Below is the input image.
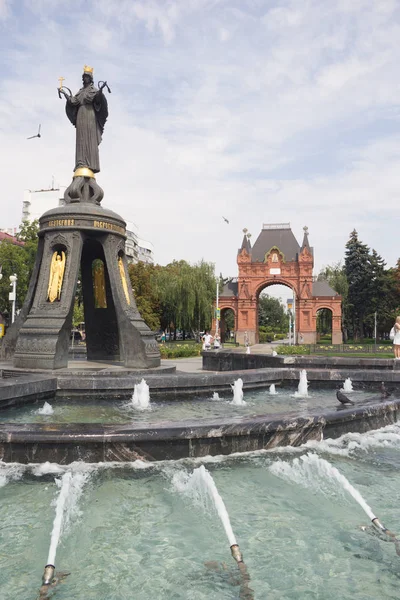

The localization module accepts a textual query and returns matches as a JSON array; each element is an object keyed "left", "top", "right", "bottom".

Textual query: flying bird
[
  {"left": 27, "top": 124, "right": 41, "bottom": 139},
  {"left": 222, "top": 216, "right": 229, "bottom": 224},
  {"left": 336, "top": 390, "right": 354, "bottom": 405}
]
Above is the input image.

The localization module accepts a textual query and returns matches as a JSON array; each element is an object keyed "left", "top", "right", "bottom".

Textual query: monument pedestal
[{"left": 7, "top": 203, "right": 160, "bottom": 370}]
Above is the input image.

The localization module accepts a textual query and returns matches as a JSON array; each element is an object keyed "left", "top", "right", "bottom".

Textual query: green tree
[
  {"left": 128, "top": 262, "right": 161, "bottom": 331},
  {"left": 0, "top": 220, "right": 40, "bottom": 318},
  {"left": 318, "top": 261, "right": 349, "bottom": 341},
  {"left": 16, "top": 220, "right": 39, "bottom": 283},
  {"left": 193, "top": 260, "right": 216, "bottom": 333},
  {"left": 154, "top": 260, "right": 215, "bottom": 336},
  {"left": 363, "top": 250, "right": 392, "bottom": 338},
  {"left": 258, "top": 294, "right": 289, "bottom": 333},
  {"left": 0, "top": 241, "right": 30, "bottom": 315},
  {"left": 316, "top": 309, "right": 332, "bottom": 336},
  {"left": 223, "top": 309, "right": 235, "bottom": 330},
  {"left": 345, "top": 230, "right": 371, "bottom": 340},
  {"left": 72, "top": 298, "right": 84, "bottom": 327}
]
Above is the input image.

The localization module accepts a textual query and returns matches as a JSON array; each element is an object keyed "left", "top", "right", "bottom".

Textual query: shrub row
[
  {"left": 159, "top": 343, "right": 202, "bottom": 358},
  {"left": 259, "top": 332, "right": 287, "bottom": 343}
]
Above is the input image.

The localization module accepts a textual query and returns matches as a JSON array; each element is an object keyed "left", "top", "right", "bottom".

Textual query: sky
[{"left": 1, "top": 0, "right": 400, "bottom": 299}]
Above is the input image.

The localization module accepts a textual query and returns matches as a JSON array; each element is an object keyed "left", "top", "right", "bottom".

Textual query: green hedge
[
  {"left": 276, "top": 345, "right": 309, "bottom": 355},
  {"left": 159, "top": 343, "right": 202, "bottom": 358},
  {"left": 259, "top": 332, "right": 287, "bottom": 343}
]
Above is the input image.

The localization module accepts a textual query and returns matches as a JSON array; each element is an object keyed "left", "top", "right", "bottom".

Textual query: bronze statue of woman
[{"left": 59, "top": 65, "right": 108, "bottom": 175}]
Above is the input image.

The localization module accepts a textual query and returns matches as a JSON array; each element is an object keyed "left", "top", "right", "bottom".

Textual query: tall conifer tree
[{"left": 344, "top": 230, "right": 371, "bottom": 339}]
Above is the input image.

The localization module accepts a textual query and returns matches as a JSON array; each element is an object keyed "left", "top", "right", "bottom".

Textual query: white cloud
[
  {"left": 0, "top": 0, "right": 10, "bottom": 19},
  {"left": 1, "top": 0, "right": 400, "bottom": 280}
]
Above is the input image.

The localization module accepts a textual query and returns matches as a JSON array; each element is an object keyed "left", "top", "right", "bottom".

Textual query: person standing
[
  {"left": 161, "top": 331, "right": 166, "bottom": 344},
  {"left": 202, "top": 331, "right": 213, "bottom": 350},
  {"left": 393, "top": 316, "right": 400, "bottom": 359},
  {"left": 244, "top": 330, "right": 250, "bottom": 354}
]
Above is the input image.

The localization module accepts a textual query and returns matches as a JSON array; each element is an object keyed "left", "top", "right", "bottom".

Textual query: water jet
[
  {"left": 294, "top": 369, "right": 308, "bottom": 398},
  {"left": 231, "top": 378, "right": 246, "bottom": 405}
]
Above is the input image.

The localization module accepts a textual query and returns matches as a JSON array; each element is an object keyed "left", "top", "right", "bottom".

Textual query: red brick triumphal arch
[{"left": 214, "top": 224, "right": 342, "bottom": 346}]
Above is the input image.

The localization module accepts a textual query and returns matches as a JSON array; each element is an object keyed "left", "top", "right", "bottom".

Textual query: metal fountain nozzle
[
  {"left": 42, "top": 564, "right": 55, "bottom": 586},
  {"left": 230, "top": 544, "right": 243, "bottom": 564},
  {"left": 372, "top": 517, "right": 387, "bottom": 532},
  {"left": 372, "top": 517, "right": 399, "bottom": 541}
]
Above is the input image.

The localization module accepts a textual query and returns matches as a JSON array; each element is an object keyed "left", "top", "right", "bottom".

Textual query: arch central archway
[
  {"left": 316, "top": 307, "right": 333, "bottom": 343},
  {"left": 213, "top": 224, "right": 343, "bottom": 345},
  {"left": 257, "top": 283, "right": 292, "bottom": 344}
]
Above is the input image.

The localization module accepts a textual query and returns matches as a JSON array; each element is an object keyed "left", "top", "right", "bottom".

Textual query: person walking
[{"left": 392, "top": 316, "right": 400, "bottom": 359}]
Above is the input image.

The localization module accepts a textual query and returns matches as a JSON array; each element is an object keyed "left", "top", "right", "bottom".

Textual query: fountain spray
[
  {"left": 174, "top": 466, "right": 253, "bottom": 597},
  {"left": 270, "top": 453, "right": 400, "bottom": 558},
  {"left": 38, "top": 469, "right": 88, "bottom": 596}
]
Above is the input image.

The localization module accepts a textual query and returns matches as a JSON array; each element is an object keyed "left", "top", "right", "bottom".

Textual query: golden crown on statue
[{"left": 83, "top": 64, "right": 94, "bottom": 74}]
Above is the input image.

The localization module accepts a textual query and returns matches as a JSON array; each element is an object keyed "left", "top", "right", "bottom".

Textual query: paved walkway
[
  {"left": 1, "top": 345, "right": 274, "bottom": 375},
  {"left": 163, "top": 356, "right": 204, "bottom": 373}
]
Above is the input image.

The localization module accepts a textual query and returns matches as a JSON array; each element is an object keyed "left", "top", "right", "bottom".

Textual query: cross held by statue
[{"left": 58, "top": 76, "right": 65, "bottom": 89}]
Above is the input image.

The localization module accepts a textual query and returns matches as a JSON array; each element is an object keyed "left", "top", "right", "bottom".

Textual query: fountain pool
[
  {"left": 2, "top": 422, "right": 400, "bottom": 599},
  {"left": 0, "top": 388, "right": 378, "bottom": 424}
]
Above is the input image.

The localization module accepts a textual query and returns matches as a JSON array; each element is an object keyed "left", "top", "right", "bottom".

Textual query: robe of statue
[
  {"left": 65, "top": 84, "right": 108, "bottom": 173},
  {"left": 47, "top": 252, "right": 66, "bottom": 302},
  {"left": 93, "top": 260, "right": 107, "bottom": 309}
]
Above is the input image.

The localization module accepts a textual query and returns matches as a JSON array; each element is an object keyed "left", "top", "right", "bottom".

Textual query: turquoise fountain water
[
  {"left": 2, "top": 423, "right": 400, "bottom": 598},
  {"left": 0, "top": 388, "right": 380, "bottom": 424},
  {"left": 173, "top": 465, "right": 237, "bottom": 546},
  {"left": 270, "top": 453, "right": 376, "bottom": 520}
]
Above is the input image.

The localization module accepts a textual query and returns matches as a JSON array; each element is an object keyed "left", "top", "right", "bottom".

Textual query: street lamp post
[
  {"left": 9, "top": 274, "right": 17, "bottom": 324},
  {"left": 287, "top": 298, "right": 293, "bottom": 346},
  {"left": 215, "top": 278, "right": 219, "bottom": 338}
]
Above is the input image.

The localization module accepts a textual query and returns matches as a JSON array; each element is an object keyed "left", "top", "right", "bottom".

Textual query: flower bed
[
  {"left": 276, "top": 345, "right": 309, "bottom": 355},
  {"left": 311, "top": 344, "right": 390, "bottom": 354}
]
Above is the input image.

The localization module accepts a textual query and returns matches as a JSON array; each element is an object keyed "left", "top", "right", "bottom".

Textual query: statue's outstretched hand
[{"left": 58, "top": 88, "right": 71, "bottom": 100}]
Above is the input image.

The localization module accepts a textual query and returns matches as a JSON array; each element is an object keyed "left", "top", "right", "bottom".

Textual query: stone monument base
[{"left": 3, "top": 203, "right": 160, "bottom": 370}]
